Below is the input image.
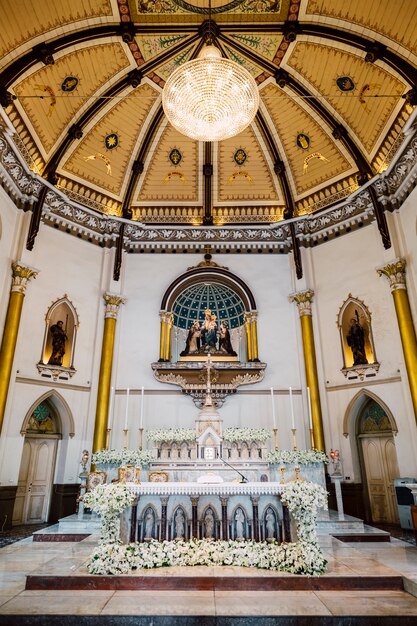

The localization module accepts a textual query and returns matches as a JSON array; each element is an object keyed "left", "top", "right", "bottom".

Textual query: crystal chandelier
[{"left": 162, "top": 44, "right": 260, "bottom": 142}]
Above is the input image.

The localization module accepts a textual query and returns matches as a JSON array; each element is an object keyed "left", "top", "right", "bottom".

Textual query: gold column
[
  {"left": 244, "top": 313, "right": 252, "bottom": 361},
  {"left": 0, "top": 262, "right": 38, "bottom": 434},
  {"left": 289, "top": 289, "right": 325, "bottom": 451},
  {"left": 92, "top": 293, "right": 126, "bottom": 453},
  {"left": 377, "top": 259, "right": 417, "bottom": 422},
  {"left": 164, "top": 313, "right": 173, "bottom": 362},
  {"left": 250, "top": 311, "right": 259, "bottom": 361},
  {"left": 159, "top": 311, "right": 167, "bottom": 361}
]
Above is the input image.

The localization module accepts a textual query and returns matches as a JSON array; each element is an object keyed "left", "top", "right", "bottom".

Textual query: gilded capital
[
  {"left": 377, "top": 258, "right": 407, "bottom": 291},
  {"left": 103, "top": 293, "right": 127, "bottom": 319},
  {"left": 289, "top": 289, "right": 314, "bottom": 316},
  {"left": 11, "top": 261, "right": 38, "bottom": 294}
]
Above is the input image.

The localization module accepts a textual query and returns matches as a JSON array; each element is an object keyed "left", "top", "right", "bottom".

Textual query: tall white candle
[
  {"left": 270, "top": 387, "right": 276, "bottom": 428},
  {"left": 124, "top": 388, "right": 129, "bottom": 429},
  {"left": 108, "top": 386, "right": 114, "bottom": 429},
  {"left": 307, "top": 387, "right": 313, "bottom": 429},
  {"left": 289, "top": 386, "right": 295, "bottom": 429},
  {"left": 140, "top": 386, "right": 144, "bottom": 429}
]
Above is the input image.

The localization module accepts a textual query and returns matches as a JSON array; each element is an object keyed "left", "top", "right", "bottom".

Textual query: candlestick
[
  {"left": 119, "top": 466, "right": 126, "bottom": 484},
  {"left": 279, "top": 465, "right": 286, "bottom": 484},
  {"left": 289, "top": 387, "right": 295, "bottom": 429},
  {"left": 140, "top": 386, "right": 144, "bottom": 429},
  {"left": 105, "top": 428, "right": 111, "bottom": 450},
  {"left": 123, "top": 428, "right": 128, "bottom": 449},
  {"left": 270, "top": 387, "right": 276, "bottom": 428},
  {"left": 306, "top": 386, "right": 313, "bottom": 430},
  {"left": 108, "top": 386, "right": 114, "bottom": 429},
  {"left": 138, "top": 427, "right": 144, "bottom": 451},
  {"left": 291, "top": 427, "right": 297, "bottom": 451},
  {"left": 124, "top": 388, "right": 129, "bottom": 430},
  {"left": 310, "top": 428, "right": 315, "bottom": 450},
  {"left": 294, "top": 465, "right": 301, "bottom": 481},
  {"left": 272, "top": 427, "right": 278, "bottom": 450}
]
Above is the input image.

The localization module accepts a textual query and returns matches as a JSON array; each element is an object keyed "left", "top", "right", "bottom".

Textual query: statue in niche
[
  {"left": 346, "top": 310, "right": 368, "bottom": 365},
  {"left": 204, "top": 508, "right": 214, "bottom": 539},
  {"left": 48, "top": 320, "right": 67, "bottom": 366},
  {"left": 265, "top": 508, "right": 276, "bottom": 540},
  {"left": 218, "top": 321, "right": 237, "bottom": 356},
  {"left": 174, "top": 509, "right": 185, "bottom": 540},
  {"left": 200, "top": 309, "right": 218, "bottom": 351},
  {"left": 180, "top": 320, "right": 201, "bottom": 356},
  {"left": 235, "top": 508, "right": 245, "bottom": 541},
  {"left": 144, "top": 509, "right": 154, "bottom": 540}
]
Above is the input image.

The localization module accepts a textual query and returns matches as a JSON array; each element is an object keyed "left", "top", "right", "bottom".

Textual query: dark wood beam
[
  {"left": 26, "top": 185, "right": 48, "bottom": 251},
  {"left": 368, "top": 185, "right": 391, "bottom": 250},
  {"left": 203, "top": 143, "right": 213, "bottom": 226},
  {"left": 113, "top": 223, "right": 125, "bottom": 282}
]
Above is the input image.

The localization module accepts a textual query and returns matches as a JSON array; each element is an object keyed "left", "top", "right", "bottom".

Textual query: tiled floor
[{"left": 0, "top": 531, "right": 417, "bottom": 617}]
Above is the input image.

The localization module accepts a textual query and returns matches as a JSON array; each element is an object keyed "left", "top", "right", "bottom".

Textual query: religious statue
[
  {"left": 204, "top": 508, "right": 214, "bottom": 539},
  {"left": 218, "top": 321, "right": 237, "bottom": 356},
  {"left": 200, "top": 309, "right": 218, "bottom": 351},
  {"left": 48, "top": 320, "right": 67, "bottom": 366},
  {"left": 174, "top": 509, "right": 185, "bottom": 540},
  {"left": 180, "top": 320, "right": 201, "bottom": 356},
  {"left": 144, "top": 509, "right": 154, "bottom": 540},
  {"left": 80, "top": 450, "right": 89, "bottom": 473},
  {"left": 235, "top": 508, "right": 245, "bottom": 540},
  {"left": 346, "top": 311, "right": 368, "bottom": 365},
  {"left": 265, "top": 508, "right": 275, "bottom": 540}
]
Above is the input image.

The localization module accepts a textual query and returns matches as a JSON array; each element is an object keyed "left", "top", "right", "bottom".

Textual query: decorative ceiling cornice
[{"left": 0, "top": 112, "right": 417, "bottom": 253}]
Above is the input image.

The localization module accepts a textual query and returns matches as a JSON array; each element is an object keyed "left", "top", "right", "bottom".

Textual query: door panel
[{"left": 361, "top": 436, "right": 399, "bottom": 524}]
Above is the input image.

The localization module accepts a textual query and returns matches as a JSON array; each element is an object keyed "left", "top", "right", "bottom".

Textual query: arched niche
[
  {"left": 21, "top": 389, "right": 76, "bottom": 439},
  {"left": 337, "top": 295, "right": 379, "bottom": 379},
  {"left": 38, "top": 295, "right": 79, "bottom": 380},
  {"left": 159, "top": 264, "right": 258, "bottom": 362}
]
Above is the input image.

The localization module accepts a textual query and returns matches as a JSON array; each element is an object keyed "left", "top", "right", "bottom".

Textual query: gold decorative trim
[
  {"left": 289, "top": 289, "right": 314, "bottom": 316},
  {"left": 103, "top": 293, "right": 127, "bottom": 318},
  {"left": 11, "top": 261, "right": 39, "bottom": 294},
  {"left": 376, "top": 258, "right": 407, "bottom": 291}
]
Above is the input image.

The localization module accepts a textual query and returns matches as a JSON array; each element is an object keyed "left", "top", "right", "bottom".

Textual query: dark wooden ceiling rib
[{"left": 42, "top": 33, "right": 199, "bottom": 178}]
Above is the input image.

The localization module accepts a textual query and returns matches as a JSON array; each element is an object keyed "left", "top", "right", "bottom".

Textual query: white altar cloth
[{"left": 126, "top": 481, "right": 286, "bottom": 497}]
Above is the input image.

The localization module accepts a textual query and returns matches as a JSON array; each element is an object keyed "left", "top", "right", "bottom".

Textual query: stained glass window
[{"left": 172, "top": 283, "right": 245, "bottom": 329}]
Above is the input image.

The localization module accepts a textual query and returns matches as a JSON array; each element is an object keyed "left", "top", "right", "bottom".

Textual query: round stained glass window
[{"left": 172, "top": 283, "right": 245, "bottom": 330}]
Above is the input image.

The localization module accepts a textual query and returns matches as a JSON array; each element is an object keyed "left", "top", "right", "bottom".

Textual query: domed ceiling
[{"left": 0, "top": 0, "right": 416, "bottom": 229}]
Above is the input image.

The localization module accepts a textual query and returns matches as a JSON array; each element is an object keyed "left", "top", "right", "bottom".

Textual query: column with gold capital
[
  {"left": 93, "top": 293, "right": 126, "bottom": 453},
  {"left": 0, "top": 261, "right": 38, "bottom": 434},
  {"left": 377, "top": 259, "right": 417, "bottom": 422},
  {"left": 289, "top": 289, "right": 325, "bottom": 451}
]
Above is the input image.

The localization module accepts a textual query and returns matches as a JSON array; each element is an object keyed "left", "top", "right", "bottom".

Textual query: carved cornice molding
[
  {"left": 376, "top": 258, "right": 407, "bottom": 291},
  {"left": 1, "top": 118, "right": 417, "bottom": 251}
]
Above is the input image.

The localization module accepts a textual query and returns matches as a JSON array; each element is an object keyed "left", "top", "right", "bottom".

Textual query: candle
[
  {"left": 270, "top": 387, "right": 276, "bottom": 428},
  {"left": 289, "top": 386, "right": 295, "bottom": 429},
  {"left": 140, "top": 386, "right": 144, "bottom": 429},
  {"left": 307, "top": 387, "right": 313, "bottom": 429},
  {"left": 124, "top": 388, "right": 129, "bottom": 429},
  {"left": 108, "top": 386, "right": 114, "bottom": 429}
]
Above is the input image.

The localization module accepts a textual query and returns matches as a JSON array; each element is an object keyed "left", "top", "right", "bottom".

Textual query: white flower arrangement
[
  {"left": 223, "top": 427, "right": 271, "bottom": 443},
  {"left": 267, "top": 449, "right": 329, "bottom": 465},
  {"left": 147, "top": 428, "right": 196, "bottom": 444},
  {"left": 91, "top": 449, "right": 154, "bottom": 467},
  {"left": 82, "top": 483, "right": 135, "bottom": 545},
  {"left": 87, "top": 539, "right": 327, "bottom": 576},
  {"left": 282, "top": 480, "right": 328, "bottom": 544}
]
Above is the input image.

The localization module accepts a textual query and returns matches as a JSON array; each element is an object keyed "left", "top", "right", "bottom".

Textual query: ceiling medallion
[
  {"left": 296, "top": 133, "right": 310, "bottom": 150},
  {"left": 162, "top": 45, "right": 260, "bottom": 142},
  {"left": 105, "top": 133, "right": 119, "bottom": 150},
  {"left": 233, "top": 148, "right": 247, "bottom": 166},
  {"left": 336, "top": 76, "right": 355, "bottom": 92},
  {"left": 169, "top": 147, "right": 183, "bottom": 166},
  {"left": 61, "top": 76, "right": 79, "bottom": 92}
]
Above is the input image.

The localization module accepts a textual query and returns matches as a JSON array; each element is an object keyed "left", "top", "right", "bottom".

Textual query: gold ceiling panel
[
  {"left": 261, "top": 83, "right": 353, "bottom": 197},
  {"left": 13, "top": 43, "right": 131, "bottom": 156},
  {"left": 217, "top": 126, "right": 281, "bottom": 203},
  {"left": 61, "top": 85, "right": 159, "bottom": 197},
  {"left": 305, "top": 0, "right": 417, "bottom": 57},
  {"left": 135, "top": 124, "right": 199, "bottom": 203},
  {"left": 135, "top": 34, "right": 193, "bottom": 63},
  {"left": 0, "top": 0, "right": 113, "bottom": 60},
  {"left": 154, "top": 44, "right": 197, "bottom": 81},
  {"left": 287, "top": 42, "right": 407, "bottom": 155},
  {"left": 228, "top": 33, "right": 284, "bottom": 62}
]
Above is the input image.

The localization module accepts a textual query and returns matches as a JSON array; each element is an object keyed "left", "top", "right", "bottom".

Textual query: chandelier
[{"left": 162, "top": 44, "right": 260, "bottom": 142}]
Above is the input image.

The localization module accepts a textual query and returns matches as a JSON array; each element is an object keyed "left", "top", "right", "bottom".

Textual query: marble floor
[{"left": 0, "top": 531, "right": 417, "bottom": 620}]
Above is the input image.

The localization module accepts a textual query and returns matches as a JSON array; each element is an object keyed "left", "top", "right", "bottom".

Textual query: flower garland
[
  {"left": 267, "top": 449, "right": 329, "bottom": 465},
  {"left": 84, "top": 479, "right": 328, "bottom": 575},
  {"left": 147, "top": 428, "right": 196, "bottom": 444},
  {"left": 83, "top": 484, "right": 135, "bottom": 544},
  {"left": 223, "top": 427, "right": 271, "bottom": 443},
  {"left": 91, "top": 449, "right": 154, "bottom": 467},
  {"left": 87, "top": 539, "right": 327, "bottom": 576}
]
